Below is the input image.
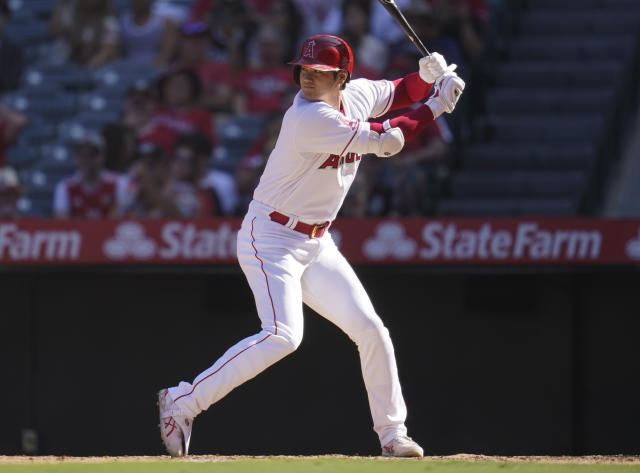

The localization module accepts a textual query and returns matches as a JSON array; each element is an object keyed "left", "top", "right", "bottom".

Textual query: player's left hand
[
  {"left": 437, "top": 67, "right": 465, "bottom": 107},
  {"left": 426, "top": 69, "right": 465, "bottom": 118},
  {"left": 419, "top": 52, "right": 454, "bottom": 84}
]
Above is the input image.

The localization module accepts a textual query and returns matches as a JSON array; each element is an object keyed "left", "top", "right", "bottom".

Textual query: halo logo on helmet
[
  {"left": 303, "top": 40, "right": 315, "bottom": 59},
  {"left": 289, "top": 35, "right": 354, "bottom": 86}
]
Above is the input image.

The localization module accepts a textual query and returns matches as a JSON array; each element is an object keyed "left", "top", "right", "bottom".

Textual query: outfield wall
[{"left": 1, "top": 268, "right": 638, "bottom": 456}]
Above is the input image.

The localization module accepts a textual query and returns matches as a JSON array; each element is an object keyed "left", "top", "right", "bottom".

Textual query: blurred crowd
[{"left": 0, "top": 0, "right": 494, "bottom": 220}]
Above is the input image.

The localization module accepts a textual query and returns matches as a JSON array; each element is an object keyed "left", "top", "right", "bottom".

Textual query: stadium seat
[
  {"left": 451, "top": 170, "right": 585, "bottom": 199},
  {"left": 3, "top": 93, "right": 77, "bottom": 122},
  {"left": 8, "top": 0, "right": 54, "bottom": 21},
  {"left": 3, "top": 19, "right": 48, "bottom": 46},
  {"left": 437, "top": 198, "right": 576, "bottom": 216},
  {"left": 509, "top": 36, "right": 636, "bottom": 62},
  {"left": 76, "top": 93, "right": 123, "bottom": 115},
  {"left": 474, "top": 115, "right": 604, "bottom": 144},
  {"left": 486, "top": 88, "right": 614, "bottom": 115},
  {"left": 39, "top": 143, "right": 75, "bottom": 170},
  {"left": 464, "top": 144, "right": 595, "bottom": 171},
  {"left": 17, "top": 195, "right": 53, "bottom": 217},
  {"left": 532, "top": 0, "right": 640, "bottom": 8},
  {"left": 521, "top": 10, "right": 640, "bottom": 35},
  {"left": 16, "top": 121, "right": 58, "bottom": 147},
  {"left": 496, "top": 61, "right": 624, "bottom": 88},
  {"left": 18, "top": 167, "right": 58, "bottom": 196},
  {"left": 5, "top": 145, "right": 41, "bottom": 170},
  {"left": 23, "top": 64, "right": 95, "bottom": 91}
]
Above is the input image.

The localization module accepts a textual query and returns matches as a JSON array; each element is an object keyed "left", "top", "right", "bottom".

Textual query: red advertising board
[{"left": 0, "top": 218, "right": 639, "bottom": 266}]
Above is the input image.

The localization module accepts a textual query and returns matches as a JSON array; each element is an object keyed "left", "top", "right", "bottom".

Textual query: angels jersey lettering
[{"left": 253, "top": 78, "right": 395, "bottom": 222}]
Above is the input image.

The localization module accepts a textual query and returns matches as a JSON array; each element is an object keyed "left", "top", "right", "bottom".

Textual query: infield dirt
[{"left": 1, "top": 454, "right": 640, "bottom": 464}]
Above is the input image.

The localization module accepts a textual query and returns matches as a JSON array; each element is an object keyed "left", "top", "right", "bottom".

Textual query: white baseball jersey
[{"left": 253, "top": 78, "right": 396, "bottom": 222}]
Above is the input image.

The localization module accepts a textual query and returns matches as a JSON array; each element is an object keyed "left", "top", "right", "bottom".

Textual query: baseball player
[{"left": 159, "top": 34, "right": 464, "bottom": 457}]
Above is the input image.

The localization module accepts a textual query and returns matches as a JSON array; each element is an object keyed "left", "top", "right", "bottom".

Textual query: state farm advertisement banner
[{"left": 0, "top": 218, "right": 640, "bottom": 266}]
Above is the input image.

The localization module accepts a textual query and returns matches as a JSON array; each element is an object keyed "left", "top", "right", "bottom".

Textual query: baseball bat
[
  {"left": 377, "top": 0, "right": 431, "bottom": 57},
  {"left": 378, "top": 0, "right": 461, "bottom": 97}
]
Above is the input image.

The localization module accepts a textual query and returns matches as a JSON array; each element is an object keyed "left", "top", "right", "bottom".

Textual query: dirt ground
[{"left": 1, "top": 454, "right": 639, "bottom": 464}]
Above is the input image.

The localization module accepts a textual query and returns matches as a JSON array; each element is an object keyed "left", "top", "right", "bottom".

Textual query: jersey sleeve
[
  {"left": 349, "top": 78, "right": 396, "bottom": 119},
  {"left": 293, "top": 104, "right": 372, "bottom": 157}
]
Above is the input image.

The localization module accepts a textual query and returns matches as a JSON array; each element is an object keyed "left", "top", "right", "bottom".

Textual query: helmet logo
[{"left": 303, "top": 40, "right": 316, "bottom": 59}]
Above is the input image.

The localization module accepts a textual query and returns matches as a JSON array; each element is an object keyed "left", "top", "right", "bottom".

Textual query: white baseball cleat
[
  {"left": 382, "top": 435, "right": 424, "bottom": 457},
  {"left": 158, "top": 389, "right": 193, "bottom": 457}
]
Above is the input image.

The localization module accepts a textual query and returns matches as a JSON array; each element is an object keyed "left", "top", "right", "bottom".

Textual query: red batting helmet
[{"left": 289, "top": 35, "right": 354, "bottom": 85}]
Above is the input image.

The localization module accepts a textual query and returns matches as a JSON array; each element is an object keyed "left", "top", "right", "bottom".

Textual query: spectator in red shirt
[
  {"left": 0, "top": 103, "right": 27, "bottom": 168},
  {"left": 175, "top": 20, "right": 237, "bottom": 113},
  {"left": 139, "top": 66, "right": 216, "bottom": 156},
  {"left": 53, "top": 132, "right": 125, "bottom": 219},
  {"left": 233, "top": 24, "right": 294, "bottom": 115}
]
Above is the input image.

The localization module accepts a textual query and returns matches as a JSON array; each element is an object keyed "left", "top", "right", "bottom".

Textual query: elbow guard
[{"left": 366, "top": 123, "right": 405, "bottom": 157}]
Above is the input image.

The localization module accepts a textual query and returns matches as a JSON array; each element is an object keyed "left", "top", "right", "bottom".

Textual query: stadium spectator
[
  {"left": 248, "top": 0, "right": 303, "bottom": 63},
  {"left": 174, "top": 20, "right": 236, "bottom": 113},
  {"left": 368, "top": 0, "right": 411, "bottom": 45},
  {"left": 119, "top": 0, "right": 179, "bottom": 68},
  {"left": 0, "top": 166, "right": 21, "bottom": 219},
  {"left": 139, "top": 66, "right": 216, "bottom": 156},
  {"left": 103, "top": 79, "right": 156, "bottom": 174},
  {"left": 0, "top": 0, "right": 24, "bottom": 92},
  {"left": 373, "top": 116, "right": 451, "bottom": 215},
  {"left": 234, "top": 113, "right": 281, "bottom": 213},
  {"left": 49, "top": 0, "right": 121, "bottom": 68},
  {"left": 392, "top": 1, "right": 465, "bottom": 72},
  {"left": 188, "top": 0, "right": 252, "bottom": 68},
  {"left": 164, "top": 137, "right": 205, "bottom": 218},
  {"left": 431, "top": 0, "right": 488, "bottom": 63},
  {"left": 53, "top": 131, "right": 125, "bottom": 219},
  {"left": 0, "top": 103, "right": 27, "bottom": 169},
  {"left": 115, "top": 141, "right": 175, "bottom": 218},
  {"left": 233, "top": 24, "right": 293, "bottom": 115},
  {"left": 172, "top": 133, "right": 239, "bottom": 216},
  {"left": 338, "top": 0, "right": 388, "bottom": 80},
  {"left": 291, "top": 0, "right": 342, "bottom": 38}
]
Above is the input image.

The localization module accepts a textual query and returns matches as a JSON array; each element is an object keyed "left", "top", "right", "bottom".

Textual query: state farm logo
[
  {"left": 103, "top": 222, "right": 156, "bottom": 260},
  {"left": 359, "top": 221, "right": 604, "bottom": 262},
  {"left": 102, "top": 221, "right": 237, "bottom": 261},
  {"left": 625, "top": 228, "right": 640, "bottom": 260},
  {"left": 420, "top": 222, "right": 601, "bottom": 260},
  {"left": 363, "top": 222, "right": 417, "bottom": 260},
  {"left": 0, "top": 223, "right": 81, "bottom": 261}
]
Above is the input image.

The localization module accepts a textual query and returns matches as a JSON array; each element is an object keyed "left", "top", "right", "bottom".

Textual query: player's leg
[
  {"left": 300, "top": 235, "right": 416, "bottom": 453},
  {"left": 166, "top": 214, "right": 307, "bottom": 420}
]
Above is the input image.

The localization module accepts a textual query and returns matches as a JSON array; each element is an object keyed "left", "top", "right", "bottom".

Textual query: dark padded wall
[{"left": 0, "top": 269, "right": 638, "bottom": 456}]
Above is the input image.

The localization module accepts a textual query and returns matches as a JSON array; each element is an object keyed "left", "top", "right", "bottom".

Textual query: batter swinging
[{"left": 159, "top": 34, "right": 464, "bottom": 457}]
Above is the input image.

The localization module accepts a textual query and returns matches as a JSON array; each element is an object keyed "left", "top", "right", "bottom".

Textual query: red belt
[{"left": 269, "top": 211, "right": 330, "bottom": 239}]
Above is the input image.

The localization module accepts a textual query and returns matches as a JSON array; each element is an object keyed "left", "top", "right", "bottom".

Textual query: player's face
[{"left": 299, "top": 67, "right": 345, "bottom": 102}]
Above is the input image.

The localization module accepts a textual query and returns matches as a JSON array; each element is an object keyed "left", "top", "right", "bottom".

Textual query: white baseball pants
[{"left": 168, "top": 200, "right": 408, "bottom": 447}]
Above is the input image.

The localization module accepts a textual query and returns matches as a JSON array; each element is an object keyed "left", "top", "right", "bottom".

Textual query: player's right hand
[{"left": 419, "top": 52, "right": 454, "bottom": 84}]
